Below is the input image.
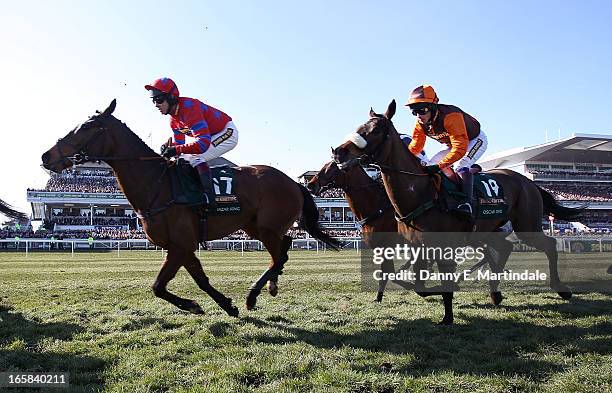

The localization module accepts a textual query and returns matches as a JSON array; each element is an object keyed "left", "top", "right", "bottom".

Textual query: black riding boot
[
  {"left": 456, "top": 169, "right": 474, "bottom": 217},
  {"left": 199, "top": 171, "right": 217, "bottom": 210}
]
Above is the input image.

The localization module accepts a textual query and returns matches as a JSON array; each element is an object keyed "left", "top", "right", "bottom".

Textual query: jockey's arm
[
  {"left": 408, "top": 123, "right": 426, "bottom": 157},
  {"left": 172, "top": 129, "right": 186, "bottom": 146},
  {"left": 437, "top": 113, "right": 469, "bottom": 169},
  {"left": 174, "top": 113, "right": 212, "bottom": 155}
]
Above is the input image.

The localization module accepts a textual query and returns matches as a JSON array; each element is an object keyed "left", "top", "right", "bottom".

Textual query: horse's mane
[
  {"left": 107, "top": 114, "right": 157, "bottom": 156},
  {"left": 372, "top": 114, "right": 424, "bottom": 170}
]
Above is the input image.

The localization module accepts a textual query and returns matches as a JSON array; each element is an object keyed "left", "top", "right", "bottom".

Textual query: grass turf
[{"left": 0, "top": 250, "right": 610, "bottom": 392}]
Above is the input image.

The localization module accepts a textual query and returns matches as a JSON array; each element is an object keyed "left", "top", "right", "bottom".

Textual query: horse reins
[
  {"left": 49, "top": 115, "right": 164, "bottom": 168},
  {"left": 48, "top": 113, "right": 175, "bottom": 220}
]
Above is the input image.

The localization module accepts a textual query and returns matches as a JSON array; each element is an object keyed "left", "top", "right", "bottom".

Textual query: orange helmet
[{"left": 406, "top": 85, "right": 439, "bottom": 106}]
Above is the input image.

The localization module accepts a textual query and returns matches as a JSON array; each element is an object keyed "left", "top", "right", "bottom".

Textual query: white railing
[
  {"left": 1, "top": 236, "right": 610, "bottom": 256},
  {"left": 0, "top": 238, "right": 363, "bottom": 257}
]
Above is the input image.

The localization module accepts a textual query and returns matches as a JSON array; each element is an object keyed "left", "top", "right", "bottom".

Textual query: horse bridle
[
  {"left": 313, "top": 161, "right": 393, "bottom": 226},
  {"left": 47, "top": 114, "right": 162, "bottom": 169},
  {"left": 46, "top": 116, "right": 109, "bottom": 169},
  {"left": 339, "top": 117, "right": 429, "bottom": 177},
  {"left": 47, "top": 113, "right": 174, "bottom": 220}
]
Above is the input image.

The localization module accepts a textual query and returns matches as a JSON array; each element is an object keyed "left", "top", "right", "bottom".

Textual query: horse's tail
[
  {"left": 297, "top": 184, "right": 342, "bottom": 251},
  {"left": 0, "top": 198, "right": 27, "bottom": 221},
  {"left": 537, "top": 186, "right": 586, "bottom": 221}
]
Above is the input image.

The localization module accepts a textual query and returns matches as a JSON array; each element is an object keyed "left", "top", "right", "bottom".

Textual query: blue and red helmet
[{"left": 144, "top": 77, "right": 180, "bottom": 99}]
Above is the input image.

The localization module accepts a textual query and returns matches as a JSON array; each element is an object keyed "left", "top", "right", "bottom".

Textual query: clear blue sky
[{"left": 1, "top": 0, "right": 611, "bottom": 212}]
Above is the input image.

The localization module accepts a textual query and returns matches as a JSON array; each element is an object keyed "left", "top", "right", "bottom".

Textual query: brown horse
[
  {"left": 333, "top": 100, "right": 583, "bottom": 325},
  {"left": 41, "top": 99, "right": 340, "bottom": 317},
  {"left": 306, "top": 159, "right": 515, "bottom": 305},
  {"left": 0, "top": 198, "right": 27, "bottom": 221},
  {"left": 306, "top": 159, "right": 411, "bottom": 301}
]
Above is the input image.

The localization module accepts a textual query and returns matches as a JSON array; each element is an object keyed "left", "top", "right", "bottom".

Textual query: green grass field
[{"left": 1, "top": 250, "right": 611, "bottom": 392}]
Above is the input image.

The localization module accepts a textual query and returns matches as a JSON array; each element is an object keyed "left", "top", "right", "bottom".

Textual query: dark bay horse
[
  {"left": 41, "top": 99, "right": 340, "bottom": 317},
  {"left": 306, "top": 160, "right": 410, "bottom": 301},
  {"left": 306, "top": 159, "right": 514, "bottom": 305},
  {"left": 333, "top": 100, "right": 583, "bottom": 325},
  {"left": 0, "top": 198, "right": 27, "bottom": 221}
]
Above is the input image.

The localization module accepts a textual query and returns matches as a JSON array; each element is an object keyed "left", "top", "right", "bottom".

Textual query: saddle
[
  {"left": 169, "top": 159, "right": 242, "bottom": 244},
  {"left": 436, "top": 172, "right": 508, "bottom": 220}
]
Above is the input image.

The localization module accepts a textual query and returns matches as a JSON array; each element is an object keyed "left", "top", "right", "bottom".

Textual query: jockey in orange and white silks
[
  {"left": 145, "top": 77, "right": 238, "bottom": 208},
  {"left": 405, "top": 85, "right": 488, "bottom": 216}
]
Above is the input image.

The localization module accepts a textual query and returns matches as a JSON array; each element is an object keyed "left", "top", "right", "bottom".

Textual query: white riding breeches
[
  {"left": 429, "top": 130, "right": 488, "bottom": 170},
  {"left": 181, "top": 121, "right": 239, "bottom": 167}
]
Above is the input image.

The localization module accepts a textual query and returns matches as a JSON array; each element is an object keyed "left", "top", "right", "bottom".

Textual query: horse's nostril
[{"left": 41, "top": 151, "right": 50, "bottom": 164}]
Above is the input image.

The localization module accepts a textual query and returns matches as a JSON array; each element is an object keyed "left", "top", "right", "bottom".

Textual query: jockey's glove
[
  {"left": 161, "top": 146, "right": 179, "bottom": 159},
  {"left": 423, "top": 164, "right": 441, "bottom": 174},
  {"left": 160, "top": 137, "right": 173, "bottom": 154}
]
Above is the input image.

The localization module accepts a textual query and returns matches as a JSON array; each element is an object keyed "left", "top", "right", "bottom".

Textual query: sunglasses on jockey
[
  {"left": 411, "top": 107, "right": 431, "bottom": 116},
  {"left": 152, "top": 94, "right": 168, "bottom": 104}
]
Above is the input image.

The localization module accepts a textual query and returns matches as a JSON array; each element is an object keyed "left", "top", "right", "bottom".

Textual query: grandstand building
[{"left": 479, "top": 133, "right": 612, "bottom": 232}]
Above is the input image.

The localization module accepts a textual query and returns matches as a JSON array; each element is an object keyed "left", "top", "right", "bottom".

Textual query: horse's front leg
[
  {"left": 440, "top": 292, "right": 454, "bottom": 325},
  {"left": 151, "top": 251, "right": 203, "bottom": 314},
  {"left": 437, "top": 259, "right": 457, "bottom": 325},
  {"left": 183, "top": 253, "right": 239, "bottom": 317}
]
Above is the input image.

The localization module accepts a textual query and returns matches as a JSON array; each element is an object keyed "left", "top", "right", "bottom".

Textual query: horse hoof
[
  {"left": 188, "top": 301, "right": 204, "bottom": 315},
  {"left": 490, "top": 292, "right": 503, "bottom": 306},
  {"left": 558, "top": 291, "right": 572, "bottom": 300},
  {"left": 375, "top": 293, "right": 384, "bottom": 303},
  {"left": 267, "top": 282, "right": 278, "bottom": 297},
  {"left": 438, "top": 318, "right": 453, "bottom": 326},
  {"left": 226, "top": 305, "right": 240, "bottom": 318},
  {"left": 246, "top": 296, "right": 257, "bottom": 311}
]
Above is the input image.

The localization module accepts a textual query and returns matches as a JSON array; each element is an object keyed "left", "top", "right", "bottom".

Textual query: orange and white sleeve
[{"left": 408, "top": 123, "right": 426, "bottom": 157}]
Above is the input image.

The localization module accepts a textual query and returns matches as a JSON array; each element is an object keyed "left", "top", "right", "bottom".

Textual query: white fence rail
[
  {"left": 0, "top": 236, "right": 610, "bottom": 256},
  {"left": 0, "top": 238, "right": 361, "bottom": 257}
]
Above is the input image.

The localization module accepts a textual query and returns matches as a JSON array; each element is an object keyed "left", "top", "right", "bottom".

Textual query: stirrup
[
  {"left": 456, "top": 203, "right": 473, "bottom": 214},
  {"left": 203, "top": 193, "right": 217, "bottom": 209}
]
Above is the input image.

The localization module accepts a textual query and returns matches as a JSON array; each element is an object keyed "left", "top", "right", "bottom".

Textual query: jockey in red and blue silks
[{"left": 145, "top": 77, "right": 238, "bottom": 208}]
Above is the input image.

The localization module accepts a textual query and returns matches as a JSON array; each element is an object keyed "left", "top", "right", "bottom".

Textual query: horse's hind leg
[
  {"left": 246, "top": 228, "right": 286, "bottom": 310},
  {"left": 376, "top": 258, "right": 393, "bottom": 302},
  {"left": 183, "top": 253, "right": 239, "bottom": 317},
  {"left": 487, "top": 238, "right": 513, "bottom": 306},
  {"left": 514, "top": 231, "right": 572, "bottom": 299},
  {"left": 267, "top": 235, "right": 292, "bottom": 297},
  {"left": 152, "top": 250, "right": 203, "bottom": 314}
]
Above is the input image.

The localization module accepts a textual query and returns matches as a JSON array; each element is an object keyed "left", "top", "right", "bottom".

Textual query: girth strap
[{"left": 394, "top": 200, "right": 436, "bottom": 230}]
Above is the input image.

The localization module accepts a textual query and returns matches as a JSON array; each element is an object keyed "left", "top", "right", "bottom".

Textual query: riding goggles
[{"left": 411, "top": 107, "right": 431, "bottom": 116}]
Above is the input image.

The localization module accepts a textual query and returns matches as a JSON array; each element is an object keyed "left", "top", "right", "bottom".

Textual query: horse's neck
[
  {"left": 381, "top": 129, "right": 431, "bottom": 214},
  {"left": 342, "top": 171, "right": 388, "bottom": 221},
  {"left": 103, "top": 120, "right": 168, "bottom": 212}
]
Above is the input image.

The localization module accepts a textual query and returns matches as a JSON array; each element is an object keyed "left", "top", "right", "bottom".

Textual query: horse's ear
[
  {"left": 369, "top": 107, "right": 377, "bottom": 118},
  {"left": 101, "top": 99, "right": 117, "bottom": 117},
  {"left": 385, "top": 99, "right": 396, "bottom": 120}
]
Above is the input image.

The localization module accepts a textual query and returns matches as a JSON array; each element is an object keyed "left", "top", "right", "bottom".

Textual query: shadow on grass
[
  {"left": 0, "top": 304, "right": 107, "bottom": 391},
  {"left": 241, "top": 298, "right": 612, "bottom": 381}
]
